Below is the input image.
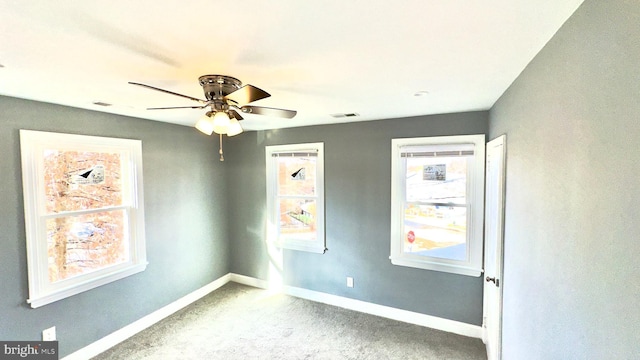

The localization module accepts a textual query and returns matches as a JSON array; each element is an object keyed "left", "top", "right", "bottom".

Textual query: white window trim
[
  {"left": 390, "top": 134, "right": 485, "bottom": 277},
  {"left": 20, "top": 130, "right": 147, "bottom": 308},
  {"left": 266, "top": 142, "right": 325, "bottom": 254}
]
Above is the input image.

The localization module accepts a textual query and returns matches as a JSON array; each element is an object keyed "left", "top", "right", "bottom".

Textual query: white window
[
  {"left": 20, "top": 130, "right": 146, "bottom": 308},
  {"left": 266, "top": 142, "right": 325, "bottom": 253},
  {"left": 390, "top": 135, "right": 485, "bottom": 276}
]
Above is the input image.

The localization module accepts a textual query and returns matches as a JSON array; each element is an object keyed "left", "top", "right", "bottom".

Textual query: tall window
[
  {"left": 390, "top": 135, "right": 485, "bottom": 276},
  {"left": 20, "top": 130, "right": 146, "bottom": 308},
  {"left": 266, "top": 143, "right": 325, "bottom": 253}
]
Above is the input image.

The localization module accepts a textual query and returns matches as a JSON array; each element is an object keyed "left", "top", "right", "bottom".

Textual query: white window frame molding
[
  {"left": 20, "top": 130, "right": 147, "bottom": 308},
  {"left": 390, "top": 134, "right": 485, "bottom": 277},
  {"left": 266, "top": 142, "right": 325, "bottom": 254}
]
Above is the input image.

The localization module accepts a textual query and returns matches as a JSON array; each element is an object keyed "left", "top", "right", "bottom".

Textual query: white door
[{"left": 483, "top": 135, "right": 506, "bottom": 360}]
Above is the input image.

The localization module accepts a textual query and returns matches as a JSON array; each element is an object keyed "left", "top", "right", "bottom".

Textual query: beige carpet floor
[{"left": 92, "top": 282, "right": 487, "bottom": 360}]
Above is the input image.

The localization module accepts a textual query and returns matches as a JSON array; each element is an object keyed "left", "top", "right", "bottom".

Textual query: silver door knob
[{"left": 486, "top": 276, "right": 500, "bottom": 287}]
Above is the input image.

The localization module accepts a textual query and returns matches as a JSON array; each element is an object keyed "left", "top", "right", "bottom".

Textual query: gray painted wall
[
  {"left": 0, "top": 96, "right": 230, "bottom": 357},
  {"left": 226, "top": 112, "right": 488, "bottom": 325},
  {"left": 489, "top": 0, "right": 640, "bottom": 358}
]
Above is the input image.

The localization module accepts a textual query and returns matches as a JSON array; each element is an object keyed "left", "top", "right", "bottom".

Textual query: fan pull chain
[{"left": 219, "top": 134, "right": 225, "bottom": 161}]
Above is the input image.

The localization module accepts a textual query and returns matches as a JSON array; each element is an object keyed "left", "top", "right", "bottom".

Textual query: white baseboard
[
  {"left": 228, "top": 273, "right": 481, "bottom": 339},
  {"left": 62, "top": 274, "right": 231, "bottom": 360},
  {"left": 65, "top": 272, "right": 481, "bottom": 359},
  {"left": 229, "top": 273, "right": 270, "bottom": 289},
  {"left": 282, "top": 285, "right": 482, "bottom": 339}
]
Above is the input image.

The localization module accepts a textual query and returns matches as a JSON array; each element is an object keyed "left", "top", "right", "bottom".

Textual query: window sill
[
  {"left": 28, "top": 262, "right": 148, "bottom": 308},
  {"left": 390, "top": 256, "right": 482, "bottom": 277},
  {"left": 274, "top": 240, "right": 326, "bottom": 254}
]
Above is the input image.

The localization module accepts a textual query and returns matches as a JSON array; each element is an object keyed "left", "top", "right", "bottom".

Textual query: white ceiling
[{"left": 0, "top": 1, "right": 584, "bottom": 131}]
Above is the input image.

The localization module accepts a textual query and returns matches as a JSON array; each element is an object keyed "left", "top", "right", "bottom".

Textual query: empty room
[{"left": 0, "top": 1, "right": 638, "bottom": 359}]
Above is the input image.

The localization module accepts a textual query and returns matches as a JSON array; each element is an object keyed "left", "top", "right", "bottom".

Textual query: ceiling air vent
[{"left": 330, "top": 113, "right": 359, "bottom": 118}]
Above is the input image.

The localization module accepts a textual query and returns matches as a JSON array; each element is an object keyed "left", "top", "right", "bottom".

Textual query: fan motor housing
[{"left": 199, "top": 75, "right": 242, "bottom": 100}]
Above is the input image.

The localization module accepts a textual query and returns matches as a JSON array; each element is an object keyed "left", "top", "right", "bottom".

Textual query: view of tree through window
[
  {"left": 21, "top": 130, "right": 146, "bottom": 308},
  {"left": 266, "top": 143, "right": 324, "bottom": 254},
  {"left": 403, "top": 156, "right": 469, "bottom": 261},
  {"left": 277, "top": 156, "right": 317, "bottom": 241},
  {"left": 43, "top": 150, "right": 127, "bottom": 282}
]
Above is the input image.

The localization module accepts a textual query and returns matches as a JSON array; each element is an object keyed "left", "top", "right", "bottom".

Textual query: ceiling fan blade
[
  {"left": 224, "top": 84, "right": 270, "bottom": 105},
  {"left": 147, "top": 105, "right": 209, "bottom": 110},
  {"left": 240, "top": 106, "right": 297, "bottom": 119},
  {"left": 129, "top": 82, "right": 206, "bottom": 104},
  {"left": 228, "top": 109, "right": 244, "bottom": 121}
]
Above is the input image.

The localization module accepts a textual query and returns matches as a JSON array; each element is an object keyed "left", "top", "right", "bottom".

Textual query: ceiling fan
[{"left": 129, "top": 75, "right": 297, "bottom": 137}]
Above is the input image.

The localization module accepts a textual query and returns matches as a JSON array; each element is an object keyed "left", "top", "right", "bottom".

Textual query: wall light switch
[{"left": 346, "top": 277, "right": 354, "bottom": 288}]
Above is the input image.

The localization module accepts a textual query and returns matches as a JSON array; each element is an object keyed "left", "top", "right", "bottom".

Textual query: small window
[
  {"left": 266, "top": 143, "right": 325, "bottom": 253},
  {"left": 20, "top": 130, "right": 146, "bottom": 308},
  {"left": 390, "top": 135, "right": 485, "bottom": 276}
]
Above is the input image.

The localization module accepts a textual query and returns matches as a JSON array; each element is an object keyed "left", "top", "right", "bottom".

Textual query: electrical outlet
[
  {"left": 42, "top": 326, "right": 56, "bottom": 341},
  {"left": 346, "top": 277, "right": 354, "bottom": 288}
]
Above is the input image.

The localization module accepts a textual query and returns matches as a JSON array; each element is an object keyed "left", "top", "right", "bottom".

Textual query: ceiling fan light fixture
[
  {"left": 212, "top": 111, "right": 231, "bottom": 134},
  {"left": 130, "top": 75, "right": 296, "bottom": 152},
  {"left": 195, "top": 113, "right": 215, "bottom": 135},
  {"left": 226, "top": 117, "right": 244, "bottom": 137}
]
